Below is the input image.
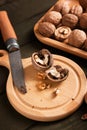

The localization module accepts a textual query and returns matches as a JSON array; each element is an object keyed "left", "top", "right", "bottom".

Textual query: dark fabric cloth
[{"left": 0, "top": 0, "right": 87, "bottom": 130}]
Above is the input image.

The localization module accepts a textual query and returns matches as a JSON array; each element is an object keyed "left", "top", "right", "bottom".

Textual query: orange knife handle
[
  {"left": 0, "top": 11, "right": 19, "bottom": 52},
  {"left": 0, "top": 11, "right": 17, "bottom": 41}
]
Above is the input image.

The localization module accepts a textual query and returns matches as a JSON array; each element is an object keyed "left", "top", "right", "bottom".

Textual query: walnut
[
  {"left": 79, "top": 0, "right": 87, "bottom": 10},
  {"left": 43, "top": 11, "right": 62, "bottom": 26},
  {"left": 70, "top": 5, "right": 83, "bottom": 17},
  {"left": 53, "top": 1, "right": 71, "bottom": 15},
  {"left": 79, "top": 13, "right": 87, "bottom": 29},
  {"left": 62, "top": 13, "right": 78, "bottom": 29},
  {"left": 68, "top": 29, "right": 86, "bottom": 48},
  {"left": 38, "top": 22, "right": 56, "bottom": 37},
  {"left": 45, "top": 65, "right": 69, "bottom": 82},
  {"left": 31, "top": 49, "right": 53, "bottom": 71},
  {"left": 54, "top": 26, "right": 72, "bottom": 41}
]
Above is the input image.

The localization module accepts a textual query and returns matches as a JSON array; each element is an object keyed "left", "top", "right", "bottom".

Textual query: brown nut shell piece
[
  {"left": 45, "top": 65, "right": 69, "bottom": 82},
  {"left": 54, "top": 26, "right": 72, "bottom": 41},
  {"left": 80, "top": 13, "right": 87, "bottom": 29},
  {"left": 68, "top": 29, "right": 86, "bottom": 48},
  {"left": 38, "top": 22, "right": 56, "bottom": 37},
  {"left": 70, "top": 5, "right": 83, "bottom": 17},
  {"left": 79, "top": 0, "right": 87, "bottom": 10},
  {"left": 43, "top": 11, "right": 62, "bottom": 26},
  {"left": 53, "top": 1, "right": 71, "bottom": 15},
  {"left": 31, "top": 49, "right": 53, "bottom": 71}
]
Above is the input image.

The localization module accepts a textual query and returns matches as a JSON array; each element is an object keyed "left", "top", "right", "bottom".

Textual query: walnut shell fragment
[
  {"left": 38, "top": 22, "right": 56, "bottom": 37},
  {"left": 62, "top": 13, "right": 78, "bottom": 29},
  {"left": 45, "top": 65, "right": 69, "bottom": 82},
  {"left": 68, "top": 29, "right": 86, "bottom": 48},
  {"left": 43, "top": 11, "right": 62, "bottom": 26},
  {"left": 54, "top": 26, "right": 72, "bottom": 41},
  {"left": 31, "top": 49, "right": 53, "bottom": 71}
]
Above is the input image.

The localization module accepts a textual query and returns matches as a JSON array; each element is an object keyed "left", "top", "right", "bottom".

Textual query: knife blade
[{"left": 0, "top": 11, "right": 27, "bottom": 94}]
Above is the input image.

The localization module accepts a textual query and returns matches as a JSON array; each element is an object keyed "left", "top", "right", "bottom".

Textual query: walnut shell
[
  {"left": 54, "top": 26, "right": 72, "bottom": 41},
  {"left": 45, "top": 65, "right": 69, "bottom": 82},
  {"left": 38, "top": 22, "right": 56, "bottom": 37},
  {"left": 43, "top": 11, "right": 62, "bottom": 26},
  {"left": 79, "top": 0, "right": 87, "bottom": 10},
  {"left": 31, "top": 49, "right": 53, "bottom": 71},
  {"left": 53, "top": 1, "right": 71, "bottom": 15},
  {"left": 62, "top": 13, "right": 78, "bottom": 29},
  {"left": 80, "top": 13, "right": 87, "bottom": 29},
  {"left": 70, "top": 5, "right": 83, "bottom": 17},
  {"left": 68, "top": 29, "right": 86, "bottom": 48}
]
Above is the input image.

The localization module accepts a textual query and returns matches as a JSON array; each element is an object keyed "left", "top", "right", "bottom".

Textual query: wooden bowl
[{"left": 34, "top": 0, "right": 87, "bottom": 59}]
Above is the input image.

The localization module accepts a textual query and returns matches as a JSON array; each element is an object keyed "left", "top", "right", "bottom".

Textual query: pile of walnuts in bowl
[{"left": 38, "top": 0, "right": 87, "bottom": 51}]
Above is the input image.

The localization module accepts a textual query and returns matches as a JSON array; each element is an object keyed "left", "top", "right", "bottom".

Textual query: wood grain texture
[{"left": 0, "top": 50, "right": 86, "bottom": 121}]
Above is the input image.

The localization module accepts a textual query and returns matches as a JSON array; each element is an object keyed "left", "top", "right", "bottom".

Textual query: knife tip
[{"left": 18, "top": 86, "right": 27, "bottom": 94}]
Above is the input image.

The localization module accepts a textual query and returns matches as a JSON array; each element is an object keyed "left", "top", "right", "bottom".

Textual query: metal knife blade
[
  {"left": 0, "top": 11, "right": 27, "bottom": 94},
  {"left": 9, "top": 50, "right": 27, "bottom": 93}
]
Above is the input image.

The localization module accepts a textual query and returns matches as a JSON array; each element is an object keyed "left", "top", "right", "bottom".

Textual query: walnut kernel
[
  {"left": 54, "top": 26, "right": 72, "bottom": 41},
  {"left": 36, "top": 81, "right": 51, "bottom": 90}
]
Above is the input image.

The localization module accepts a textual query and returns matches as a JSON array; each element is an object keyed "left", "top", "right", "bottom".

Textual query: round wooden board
[{"left": 6, "top": 54, "right": 87, "bottom": 121}]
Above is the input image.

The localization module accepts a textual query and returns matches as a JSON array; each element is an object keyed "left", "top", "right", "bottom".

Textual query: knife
[{"left": 0, "top": 11, "right": 27, "bottom": 94}]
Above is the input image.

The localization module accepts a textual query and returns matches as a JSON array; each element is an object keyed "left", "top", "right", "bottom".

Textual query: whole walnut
[
  {"left": 68, "top": 29, "right": 86, "bottom": 48},
  {"left": 80, "top": 13, "right": 87, "bottom": 29},
  {"left": 62, "top": 13, "right": 78, "bottom": 29},
  {"left": 43, "top": 11, "right": 62, "bottom": 26},
  {"left": 38, "top": 22, "right": 56, "bottom": 37},
  {"left": 70, "top": 5, "right": 83, "bottom": 17},
  {"left": 79, "top": 0, "right": 87, "bottom": 10},
  {"left": 53, "top": 1, "right": 71, "bottom": 15}
]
